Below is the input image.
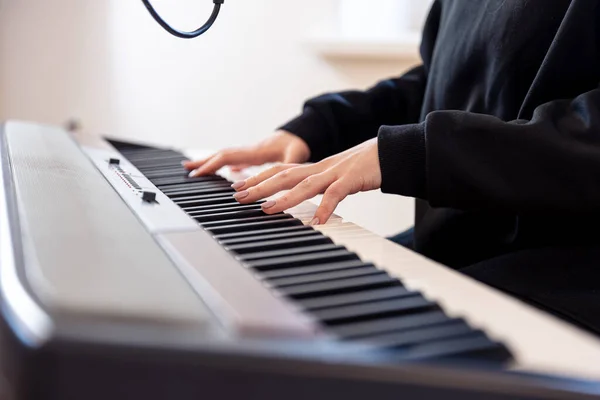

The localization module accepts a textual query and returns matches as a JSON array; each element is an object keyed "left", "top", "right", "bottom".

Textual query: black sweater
[{"left": 281, "top": 0, "right": 600, "bottom": 269}]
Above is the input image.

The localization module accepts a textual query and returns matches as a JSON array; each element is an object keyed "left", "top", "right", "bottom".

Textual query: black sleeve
[
  {"left": 280, "top": 1, "right": 442, "bottom": 162},
  {"left": 280, "top": 67, "right": 427, "bottom": 162},
  {"left": 378, "top": 87, "right": 600, "bottom": 213}
]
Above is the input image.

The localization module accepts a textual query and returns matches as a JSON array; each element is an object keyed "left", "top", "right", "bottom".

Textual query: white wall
[
  {"left": 0, "top": 0, "right": 426, "bottom": 235},
  {"left": 0, "top": 0, "right": 114, "bottom": 134}
]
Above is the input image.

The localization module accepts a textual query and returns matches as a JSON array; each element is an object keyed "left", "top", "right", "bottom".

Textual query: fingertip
[{"left": 231, "top": 181, "right": 246, "bottom": 190}]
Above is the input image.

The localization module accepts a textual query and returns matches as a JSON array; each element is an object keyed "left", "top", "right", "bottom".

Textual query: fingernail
[
  {"left": 181, "top": 161, "right": 188, "bottom": 166},
  {"left": 233, "top": 190, "right": 249, "bottom": 200},
  {"left": 261, "top": 200, "right": 276, "bottom": 209},
  {"left": 231, "top": 181, "right": 246, "bottom": 190},
  {"left": 188, "top": 169, "right": 198, "bottom": 178},
  {"left": 309, "top": 217, "right": 320, "bottom": 226}
]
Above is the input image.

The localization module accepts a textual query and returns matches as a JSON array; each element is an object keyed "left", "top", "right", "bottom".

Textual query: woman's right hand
[{"left": 184, "top": 130, "right": 311, "bottom": 177}]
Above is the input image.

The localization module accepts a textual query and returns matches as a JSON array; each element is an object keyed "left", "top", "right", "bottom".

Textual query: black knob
[
  {"left": 109, "top": 158, "right": 120, "bottom": 165},
  {"left": 142, "top": 191, "right": 157, "bottom": 203}
]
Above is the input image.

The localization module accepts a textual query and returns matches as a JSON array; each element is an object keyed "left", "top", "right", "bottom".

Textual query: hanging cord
[{"left": 141, "top": 0, "right": 224, "bottom": 39}]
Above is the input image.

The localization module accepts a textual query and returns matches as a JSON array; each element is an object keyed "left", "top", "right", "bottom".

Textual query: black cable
[{"left": 141, "top": 0, "right": 224, "bottom": 39}]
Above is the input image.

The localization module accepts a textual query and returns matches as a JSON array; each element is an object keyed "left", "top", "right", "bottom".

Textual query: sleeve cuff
[
  {"left": 279, "top": 107, "right": 334, "bottom": 162},
  {"left": 377, "top": 123, "right": 427, "bottom": 199}
]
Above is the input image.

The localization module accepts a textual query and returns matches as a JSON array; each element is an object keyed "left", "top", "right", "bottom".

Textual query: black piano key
[
  {"left": 247, "top": 249, "right": 359, "bottom": 271},
  {"left": 158, "top": 181, "right": 231, "bottom": 192},
  {"left": 297, "top": 286, "right": 415, "bottom": 311},
  {"left": 166, "top": 184, "right": 235, "bottom": 195},
  {"left": 112, "top": 142, "right": 155, "bottom": 151},
  {"left": 172, "top": 193, "right": 236, "bottom": 203},
  {"left": 172, "top": 188, "right": 234, "bottom": 199},
  {"left": 132, "top": 162, "right": 185, "bottom": 168},
  {"left": 277, "top": 273, "right": 400, "bottom": 299},
  {"left": 162, "top": 188, "right": 235, "bottom": 199},
  {"left": 123, "top": 148, "right": 182, "bottom": 156},
  {"left": 178, "top": 198, "right": 245, "bottom": 208},
  {"left": 128, "top": 158, "right": 187, "bottom": 167},
  {"left": 312, "top": 295, "right": 438, "bottom": 325},
  {"left": 258, "top": 260, "right": 371, "bottom": 280},
  {"left": 179, "top": 198, "right": 239, "bottom": 209},
  {"left": 185, "top": 203, "right": 263, "bottom": 215},
  {"left": 194, "top": 209, "right": 276, "bottom": 224},
  {"left": 219, "top": 229, "right": 319, "bottom": 245},
  {"left": 214, "top": 225, "right": 313, "bottom": 241},
  {"left": 143, "top": 171, "right": 196, "bottom": 179},
  {"left": 161, "top": 187, "right": 235, "bottom": 198},
  {"left": 329, "top": 311, "right": 454, "bottom": 339},
  {"left": 203, "top": 214, "right": 294, "bottom": 229},
  {"left": 136, "top": 165, "right": 188, "bottom": 173},
  {"left": 129, "top": 156, "right": 188, "bottom": 167},
  {"left": 135, "top": 164, "right": 187, "bottom": 172},
  {"left": 152, "top": 176, "right": 228, "bottom": 186},
  {"left": 174, "top": 193, "right": 235, "bottom": 204},
  {"left": 159, "top": 178, "right": 232, "bottom": 191},
  {"left": 239, "top": 244, "right": 346, "bottom": 262},
  {"left": 400, "top": 333, "right": 512, "bottom": 363},
  {"left": 118, "top": 147, "right": 166, "bottom": 156},
  {"left": 359, "top": 320, "right": 474, "bottom": 349},
  {"left": 206, "top": 218, "right": 303, "bottom": 235},
  {"left": 121, "top": 149, "right": 182, "bottom": 158},
  {"left": 266, "top": 266, "right": 382, "bottom": 288},
  {"left": 127, "top": 155, "right": 186, "bottom": 164},
  {"left": 226, "top": 236, "right": 333, "bottom": 255},
  {"left": 118, "top": 147, "right": 167, "bottom": 154}
]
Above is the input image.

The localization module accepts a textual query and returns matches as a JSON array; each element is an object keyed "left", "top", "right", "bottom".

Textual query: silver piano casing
[{"left": 0, "top": 120, "right": 320, "bottom": 349}]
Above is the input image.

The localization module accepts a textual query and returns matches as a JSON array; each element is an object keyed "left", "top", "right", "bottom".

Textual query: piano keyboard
[
  {"left": 112, "top": 141, "right": 513, "bottom": 364},
  {"left": 5, "top": 121, "right": 600, "bottom": 399},
  {"left": 103, "top": 139, "right": 600, "bottom": 380}
]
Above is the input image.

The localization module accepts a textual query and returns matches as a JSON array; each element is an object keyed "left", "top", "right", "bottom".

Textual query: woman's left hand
[{"left": 231, "top": 138, "right": 382, "bottom": 225}]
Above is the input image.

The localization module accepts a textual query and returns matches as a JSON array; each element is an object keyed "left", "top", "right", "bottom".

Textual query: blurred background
[{"left": 0, "top": 0, "right": 432, "bottom": 236}]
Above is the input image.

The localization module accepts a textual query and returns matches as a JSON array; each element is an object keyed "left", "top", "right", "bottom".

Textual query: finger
[
  {"left": 311, "top": 179, "right": 351, "bottom": 225},
  {"left": 182, "top": 156, "right": 212, "bottom": 171},
  {"left": 260, "top": 171, "right": 337, "bottom": 214},
  {"left": 233, "top": 163, "right": 298, "bottom": 192},
  {"left": 236, "top": 164, "right": 321, "bottom": 204},
  {"left": 230, "top": 164, "right": 251, "bottom": 172},
  {"left": 190, "top": 149, "right": 261, "bottom": 177}
]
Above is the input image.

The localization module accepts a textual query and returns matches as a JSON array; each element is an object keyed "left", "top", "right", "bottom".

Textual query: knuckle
[
  {"left": 279, "top": 168, "right": 292, "bottom": 179},
  {"left": 326, "top": 186, "right": 343, "bottom": 200},
  {"left": 301, "top": 177, "right": 313, "bottom": 187},
  {"left": 267, "top": 165, "right": 282, "bottom": 176},
  {"left": 279, "top": 195, "right": 290, "bottom": 204}
]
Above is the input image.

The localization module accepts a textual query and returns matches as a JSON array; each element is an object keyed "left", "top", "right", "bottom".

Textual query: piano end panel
[
  {"left": 3, "top": 121, "right": 210, "bottom": 329},
  {"left": 157, "top": 230, "right": 324, "bottom": 339}
]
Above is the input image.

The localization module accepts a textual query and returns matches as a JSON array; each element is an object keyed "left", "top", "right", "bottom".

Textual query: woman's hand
[
  {"left": 232, "top": 138, "right": 382, "bottom": 225},
  {"left": 184, "top": 130, "right": 311, "bottom": 177}
]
